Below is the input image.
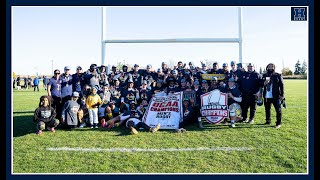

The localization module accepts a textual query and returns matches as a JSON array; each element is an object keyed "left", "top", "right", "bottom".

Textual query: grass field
[{"left": 12, "top": 80, "right": 308, "bottom": 173}]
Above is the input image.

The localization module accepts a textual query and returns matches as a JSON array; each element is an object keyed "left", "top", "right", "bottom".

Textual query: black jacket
[{"left": 262, "top": 72, "right": 284, "bottom": 99}]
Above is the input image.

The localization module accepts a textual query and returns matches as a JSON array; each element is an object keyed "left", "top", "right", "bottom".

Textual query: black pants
[
  {"left": 127, "top": 121, "right": 151, "bottom": 130},
  {"left": 51, "top": 96, "right": 62, "bottom": 120},
  {"left": 34, "top": 85, "right": 39, "bottom": 91},
  {"left": 179, "top": 110, "right": 197, "bottom": 128},
  {"left": 264, "top": 98, "right": 282, "bottom": 126},
  {"left": 241, "top": 94, "right": 257, "bottom": 120}
]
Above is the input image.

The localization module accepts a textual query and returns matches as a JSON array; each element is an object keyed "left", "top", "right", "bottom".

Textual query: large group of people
[{"left": 32, "top": 60, "right": 285, "bottom": 135}]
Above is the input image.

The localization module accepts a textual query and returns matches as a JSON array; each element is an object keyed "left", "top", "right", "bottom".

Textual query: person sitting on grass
[
  {"left": 175, "top": 97, "right": 196, "bottom": 133},
  {"left": 61, "top": 92, "right": 81, "bottom": 129},
  {"left": 86, "top": 86, "right": 102, "bottom": 128},
  {"left": 33, "top": 95, "right": 60, "bottom": 135},
  {"left": 101, "top": 100, "right": 120, "bottom": 128}
]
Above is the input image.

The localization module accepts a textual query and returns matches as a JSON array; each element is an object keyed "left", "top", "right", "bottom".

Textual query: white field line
[{"left": 47, "top": 147, "right": 253, "bottom": 152}]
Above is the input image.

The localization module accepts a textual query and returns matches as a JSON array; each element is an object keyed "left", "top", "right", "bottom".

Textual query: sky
[{"left": 12, "top": 6, "right": 308, "bottom": 76}]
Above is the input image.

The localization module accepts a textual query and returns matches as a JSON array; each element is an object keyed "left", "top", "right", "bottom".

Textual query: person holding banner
[{"left": 226, "top": 78, "right": 242, "bottom": 128}]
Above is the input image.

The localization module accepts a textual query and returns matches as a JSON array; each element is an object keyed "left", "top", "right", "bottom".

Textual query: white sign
[
  {"left": 201, "top": 89, "right": 229, "bottom": 124},
  {"left": 143, "top": 92, "right": 183, "bottom": 129}
]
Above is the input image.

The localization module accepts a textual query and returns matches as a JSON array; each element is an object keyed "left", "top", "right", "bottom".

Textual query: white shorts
[{"left": 229, "top": 103, "right": 241, "bottom": 117}]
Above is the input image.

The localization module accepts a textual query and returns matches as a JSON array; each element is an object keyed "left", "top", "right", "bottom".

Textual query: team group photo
[{"left": 11, "top": 6, "right": 308, "bottom": 173}]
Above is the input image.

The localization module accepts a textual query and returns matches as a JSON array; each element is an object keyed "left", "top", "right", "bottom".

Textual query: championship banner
[
  {"left": 143, "top": 92, "right": 183, "bottom": 129},
  {"left": 201, "top": 74, "right": 225, "bottom": 81},
  {"left": 200, "top": 89, "right": 229, "bottom": 124}
]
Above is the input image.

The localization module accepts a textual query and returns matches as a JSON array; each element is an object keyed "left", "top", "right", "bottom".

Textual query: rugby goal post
[{"left": 101, "top": 7, "right": 243, "bottom": 69}]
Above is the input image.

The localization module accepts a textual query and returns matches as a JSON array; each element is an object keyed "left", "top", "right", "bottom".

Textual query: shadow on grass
[
  {"left": 13, "top": 111, "right": 35, "bottom": 114},
  {"left": 13, "top": 115, "right": 36, "bottom": 137},
  {"left": 184, "top": 122, "right": 274, "bottom": 132}
]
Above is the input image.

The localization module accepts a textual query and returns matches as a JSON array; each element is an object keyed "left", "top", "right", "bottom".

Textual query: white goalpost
[{"left": 101, "top": 7, "right": 243, "bottom": 68}]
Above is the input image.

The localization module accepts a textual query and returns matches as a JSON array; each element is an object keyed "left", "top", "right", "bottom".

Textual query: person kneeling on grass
[
  {"left": 226, "top": 77, "right": 242, "bottom": 128},
  {"left": 175, "top": 97, "right": 196, "bottom": 133},
  {"left": 61, "top": 92, "right": 80, "bottom": 129},
  {"left": 33, "top": 95, "right": 60, "bottom": 135}
]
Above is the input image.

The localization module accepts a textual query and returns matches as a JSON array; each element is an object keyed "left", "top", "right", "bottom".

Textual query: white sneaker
[
  {"left": 275, "top": 125, "right": 281, "bottom": 129},
  {"left": 249, "top": 119, "right": 254, "bottom": 124},
  {"left": 231, "top": 124, "right": 235, "bottom": 128},
  {"left": 243, "top": 118, "right": 249, "bottom": 123}
]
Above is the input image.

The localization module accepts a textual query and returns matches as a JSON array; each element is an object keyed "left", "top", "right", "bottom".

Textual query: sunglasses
[
  {"left": 77, "top": 68, "right": 82, "bottom": 70},
  {"left": 54, "top": 72, "right": 60, "bottom": 75}
]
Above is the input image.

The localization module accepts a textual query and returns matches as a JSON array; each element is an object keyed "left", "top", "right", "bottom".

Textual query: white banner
[{"left": 143, "top": 92, "right": 183, "bottom": 129}]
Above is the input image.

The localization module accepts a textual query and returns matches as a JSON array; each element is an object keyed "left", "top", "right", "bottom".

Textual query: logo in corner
[{"left": 291, "top": 7, "right": 307, "bottom": 21}]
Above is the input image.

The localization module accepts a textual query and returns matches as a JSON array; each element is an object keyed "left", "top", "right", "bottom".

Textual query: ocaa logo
[{"left": 291, "top": 7, "right": 307, "bottom": 21}]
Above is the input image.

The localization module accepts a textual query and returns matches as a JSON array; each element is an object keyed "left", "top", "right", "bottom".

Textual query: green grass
[{"left": 12, "top": 80, "right": 308, "bottom": 173}]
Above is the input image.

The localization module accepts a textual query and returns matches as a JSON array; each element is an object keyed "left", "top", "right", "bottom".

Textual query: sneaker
[
  {"left": 107, "top": 121, "right": 115, "bottom": 129},
  {"left": 36, "top": 130, "right": 43, "bottom": 135},
  {"left": 174, "top": 129, "right": 182, "bottom": 133},
  {"left": 50, "top": 127, "right": 55, "bottom": 132},
  {"left": 243, "top": 118, "right": 249, "bottom": 123},
  {"left": 151, "top": 123, "right": 161, "bottom": 133},
  {"left": 198, "top": 121, "right": 204, "bottom": 129},
  {"left": 275, "top": 125, "right": 281, "bottom": 129},
  {"left": 94, "top": 125, "right": 98, "bottom": 129},
  {"left": 231, "top": 124, "right": 236, "bottom": 128},
  {"left": 130, "top": 127, "right": 138, "bottom": 135},
  {"left": 180, "top": 128, "right": 187, "bottom": 133},
  {"left": 101, "top": 119, "right": 106, "bottom": 128},
  {"left": 249, "top": 119, "right": 254, "bottom": 124},
  {"left": 90, "top": 124, "right": 94, "bottom": 129},
  {"left": 79, "top": 123, "right": 86, "bottom": 128}
]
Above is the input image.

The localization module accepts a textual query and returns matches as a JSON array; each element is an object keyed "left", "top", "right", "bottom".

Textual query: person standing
[
  {"left": 61, "top": 66, "right": 73, "bottom": 106},
  {"left": 47, "top": 69, "right": 62, "bottom": 121},
  {"left": 72, "top": 66, "right": 85, "bottom": 98},
  {"left": 262, "top": 63, "right": 284, "bottom": 129},
  {"left": 33, "top": 76, "right": 40, "bottom": 92},
  {"left": 86, "top": 86, "right": 102, "bottom": 128},
  {"left": 43, "top": 76, "right": 49, "bottom": 91},
  {"left": 238, "top": 63, "right": 262, "bottom": 124}
]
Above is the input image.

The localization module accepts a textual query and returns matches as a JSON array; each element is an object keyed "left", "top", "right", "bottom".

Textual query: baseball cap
[
  {"left": 172, "top": 70, "right": 178, "bottom": 75},
  {"left": 157, "top": 68, "right": 162, "bottom": 73},
  {"left": 92, "top": 86, "right": 98, "bottom": 91},
  {"left": 142, "top": 80, "right": 147, "bottom": 85},
  {"left": 181, "top": 79, "right": 186, "bottom": 83},
  {"left": 228, "top": 77, "right": 235, "bottom": 82},
  {"left": 247, "top": 63, "right": 253, "bottom": 67},
  {"left": 128, "top": 79, "right": 134, "bottom": 83},
  {"left": 157, "top": 79, "right": 164, "bottom": 83},
  {"left": 162, "top": 62, "right": 167, "bottom": 65},
  {"left": 64, "top": 66, "right": 71, "bottom": 71},
  {"left": 134, "top": 64, "right": 139, "bottom": 67},
  {"left": 194, "top": 80, "right": 200, "bottom": 85},
  {"left": 184, "top": 71, "right": 190, "bottom": 75},
  {"left": 76, "top": 66, "right": 82, "bottom": 70},
  {"left": 189, "top": 62, "right": 193, "bottom": 65},
  {"left": 72, "top": 92, "right": 80, "bottom": 97},
  {"left": 212, "top": 62, "right": 218, "bottom": 66},
  {"left": 202, "top": 80, "right": 207, "bottom": 83},
  {"left": 202, "top": 64, "right": 207, "bottom": 67},
  {"left": 183, "top": 97, "right": 189, "bottom": 101},
  {"left": 222, "top": 63, "right": 227, "bottom": 67},
  {"left": 237, "top": 63, "right": 242, "bottom": 68},
  {"left": 147, "top": 64, "right": 152, "bottom": 69},
  {"left": 230, "top": 61, "right": 236, "bottom": 66}
]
